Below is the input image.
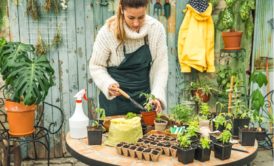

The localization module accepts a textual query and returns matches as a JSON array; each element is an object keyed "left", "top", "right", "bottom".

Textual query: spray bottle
[{"left": 69, "top": 89, "right": 89, "bottom": 139}]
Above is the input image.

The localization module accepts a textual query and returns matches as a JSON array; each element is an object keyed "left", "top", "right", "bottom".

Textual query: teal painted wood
[{"left": 7, "top": 0, "right": 19, "bottom": 41}]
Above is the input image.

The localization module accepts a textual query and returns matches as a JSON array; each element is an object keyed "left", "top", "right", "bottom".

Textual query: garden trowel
[{"left": 117, "top": 88, "right": 145, "bottom": 111}]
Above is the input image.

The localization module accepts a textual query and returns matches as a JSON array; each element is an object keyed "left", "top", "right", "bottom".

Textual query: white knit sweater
[{"left": 89, "top": 15, "right": 168, "bottom": 109}]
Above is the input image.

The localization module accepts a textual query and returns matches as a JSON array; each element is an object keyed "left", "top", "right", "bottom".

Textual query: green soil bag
[{"left": 104, "top": 117, "right": 143, "bottom": 146}]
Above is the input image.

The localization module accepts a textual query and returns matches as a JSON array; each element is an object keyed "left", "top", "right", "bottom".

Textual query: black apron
[{"left": 99, "top": 36, "right": 152, "bottom": 116}]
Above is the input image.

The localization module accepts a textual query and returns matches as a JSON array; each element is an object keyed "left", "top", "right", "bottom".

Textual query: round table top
[{"left": 65, "top": 133, "right": 258, "bottom": 166}]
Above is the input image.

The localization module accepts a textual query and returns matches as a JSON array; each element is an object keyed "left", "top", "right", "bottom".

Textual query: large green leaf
[
  {"left": 6, "top": 56, "right": 54, "bottom": 105},
  {"left": 250, "top": 72, "right": 268, "bottom": 88}
]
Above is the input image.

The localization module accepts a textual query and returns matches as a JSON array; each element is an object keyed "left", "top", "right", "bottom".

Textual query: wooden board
[{"left": 66, "top": 132, "right": 258, "bottom": 166}]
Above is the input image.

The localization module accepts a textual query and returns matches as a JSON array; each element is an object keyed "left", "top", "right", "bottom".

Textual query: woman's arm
[
  {"left": 89, "top": 26, "right": 118, "bottom": 100},
  {"left": 150, "top": 24, "right": 168, "bottom": 110}
]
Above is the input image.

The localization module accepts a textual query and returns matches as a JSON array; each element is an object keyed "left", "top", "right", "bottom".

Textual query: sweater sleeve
[
  {"left": 150, "top": 24, "right": 168, "bottom": 109},
  {"left": 89, "top": 26, "right": 117, "bottom": 100}
]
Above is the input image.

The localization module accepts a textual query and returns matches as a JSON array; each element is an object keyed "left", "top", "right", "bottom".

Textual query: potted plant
[
  {"left": 217, "top": 0, "right": 255, "bottom": 50},
  {"left": 213, "top": 129, "right": 232, "bottom": 160},
  {"left": 170, "top": 103, "right": 193, "bottom": 126},
  {"left": 186, "top": 120, "right": 200, "bottom": 143},
  {"left": 212, "top": 113, "right": 232, "bottom": 132},
  {"left": 187, "top": 79, "right": 218, "bottom": 102},
  {"left": 198, "top": 102, "right": 212, "bottom": 137},
  {"left": 0, "top": 39, "right": 54, "bottom": 136},
  {"left": 140, "top": 93, "right": 157, "bottom": 126},
  {"left": 177, "top": 134, "right": 196, "bottom": 164},
  {"left": 87, "top": 107, "right": 105, "bottom": 145},
  {"left": 154, "top": 113, "right": 168, "bottom": 131},
  {"left": 194, "top": 137, "right": 211, "bottom": 162},
  {"left": 231, "top": 99, "right": 250, "bottom": 137},
  {"left": 249, "top": 71, "right": 269, "bottom": 141}
]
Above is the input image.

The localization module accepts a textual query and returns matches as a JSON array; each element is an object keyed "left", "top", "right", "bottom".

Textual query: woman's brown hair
[{"left": 114, "top": 0, "right": 148, "bottom": 42}]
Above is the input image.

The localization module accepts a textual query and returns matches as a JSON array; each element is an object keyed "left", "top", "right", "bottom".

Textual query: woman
[{"left": 89, "top": 0, "right": 168, "bottom": 116}]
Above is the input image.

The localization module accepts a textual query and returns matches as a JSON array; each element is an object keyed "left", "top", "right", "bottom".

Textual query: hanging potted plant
[
  {"left": 87, "top": 107, "right": 105, "bottom": 145},
  {"left": 187, "top": 80, "right": 218, "bottom": 102},
  {"left": 213, "top": 130, "right": 233, "bottom": 160},
  {"left": 140, "top": 93, "right": 157, "bottom": 126},
  {"left": 177, "top": 134, "right": 196, "bottom": 164},
  {"left": 217, "top": 0, "right": 255, "bottom": 50},
  {"left": 0, "top": 39, "right": 54, "bottom": 136},
  {"left": 194, "top": 137, "right": 211, "bottom": 162}
]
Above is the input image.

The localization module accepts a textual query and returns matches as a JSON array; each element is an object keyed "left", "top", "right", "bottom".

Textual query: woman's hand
[
  {"left": 150, "top": 99, "right": 162, "bottom": 113},
  {"left": 108, "top": 83, "right": 121, "bottom": 97}
]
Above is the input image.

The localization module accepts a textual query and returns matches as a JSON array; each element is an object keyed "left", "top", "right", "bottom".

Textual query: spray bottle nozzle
[{"left": 74, "top": 89, "right": 87, "bottom": 102}]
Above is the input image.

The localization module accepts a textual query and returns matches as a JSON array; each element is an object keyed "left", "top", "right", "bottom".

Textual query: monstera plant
[{"left": 0, "top": 38, "right": 54, "bottom": 136}]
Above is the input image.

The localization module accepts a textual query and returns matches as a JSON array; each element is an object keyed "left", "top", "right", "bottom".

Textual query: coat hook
[{"left": 154, "top": 0, "right": 162, "bottom": 17}]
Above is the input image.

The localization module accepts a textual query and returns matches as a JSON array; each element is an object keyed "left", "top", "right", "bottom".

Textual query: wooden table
[{"left": 66, "top": 133, "right": 258, "bottom": 166}]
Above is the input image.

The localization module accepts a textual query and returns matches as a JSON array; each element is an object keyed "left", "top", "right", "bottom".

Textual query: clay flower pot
[
  {"left": 128, "top": 145, "right": 137, "bottom": 158},
  {"left": 151, "top": 150, "right": 160, "bottom": 162},
  {"left": 141, "top": 111, "right": 156, "bottom": 126},
  {"left": 143, "top": 148, "right": 151, "bottom": 161},
  {"left": 136, "top": 147, "right": 144, "bottom": 160}
]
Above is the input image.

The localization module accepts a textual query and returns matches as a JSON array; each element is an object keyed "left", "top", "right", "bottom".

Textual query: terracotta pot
[
  {"left": 5, "top": 100, "right": 36, "bottom": 136},
  {"left": 141, "top": 111, "right": 156, "bottom": 126},
  {"left": 191, "top": 89, "right": 210, "bottom": 102},
  {"left": 222, "top": 31, "right": 243, "bottom": 50}
]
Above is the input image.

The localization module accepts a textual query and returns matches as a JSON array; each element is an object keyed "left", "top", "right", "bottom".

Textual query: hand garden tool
[
  {"left": 117, "top": 88, "right": 145, "bottom": 111},
  {"left": 153, "top": 0, "right": 162, "bottom": 17},
  {"left": 164, "top": 0, "right": 171, "bottom": 18}
]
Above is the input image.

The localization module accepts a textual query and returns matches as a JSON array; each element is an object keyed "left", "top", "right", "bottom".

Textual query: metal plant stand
[{"left": 0, "top": 99, "right": 64, "bottom": 166}]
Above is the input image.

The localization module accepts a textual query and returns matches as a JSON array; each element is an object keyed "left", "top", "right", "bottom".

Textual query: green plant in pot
[
  {"left": 249, "top": 71, "right": 270, "bottom": 141},
  {"left": 170, "top": 103, "right": 194, "bottom": 126},
  {"left": 177, "top": 134, "right": 196, "bottom": 164},
  {"left": 0, "top": 39, "right": 54, "bottom": 136},
  {"left": 154, "top": 113, "right": 168, "bottom": 131},
  {"left": 231, "top": 98, "right": 250, "bottom": 137},
  {"left": 139, "top": 93, "right": 157, "bottom": 126},
  {"left": 186, "top": 120, "right": 200, "bottom": 143},
  {"left": 214, "top": 129, "right": 232, "bottom": 160},
  {"left": 217, "top": 0, "right": 255, "bottom": 50},
  {"left": 213, "top": 113, "right": 232, "bottom": 132},
  {"left": 194, "top": 137, "right": 211, "bottom": 162},
  {"left": 187, "top": 80, "right": 218, "bottom": 102},
  {"left": 87, "top": 107, "right": 105, "bottom": 145},
  {"left": 198, "top": 102, "right": 212, "bottom": 137}
]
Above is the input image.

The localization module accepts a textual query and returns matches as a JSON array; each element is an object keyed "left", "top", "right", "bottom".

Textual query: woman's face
[{"left": 123, "top": 7, "right": 146, "bottom": 32}]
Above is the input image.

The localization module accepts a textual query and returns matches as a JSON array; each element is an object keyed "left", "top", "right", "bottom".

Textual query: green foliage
[
  {"left": 186, "top": 120, "right": 199, "bottom": 138},
  {"left": 0, "top": 40, "right": 55, "bottom": 105},
  {"left": 187, "top": 80, "right": 218, "bottom": 96},
  {"left": 177, "top": 134, "right": 191, "bottom": 149},
  {"left": 170, "top": 104, "right": 193, "bottom": 124},
  {"left": 217, "top": 0, "right": 255, "bottom": 37},
  {"left": 140, "top": 92, "right": 156, "bottom": 112},
  {"left": 214, "top": 113, "right": 232, "bottom": 130},
  {"left": 199, "top": 102, "right": 210, "bottom": 120},
  {"left": 126, "top": 112, "right": 137, "bottom": 119},
  {"left": 200, "top": 137, "right": 211, "bottom": 149},
  {"left": 95, "top": 108, "right": 106, "bottom": 120},
  {"left": 0, "top": 0, "right": 7, "bottom": 30},
  {"left": 218, "top": 130, "right": 232, "bottom": 144},
  {"left": 250, "top": 72, "right": 268, "bottom": 88},
  {"left": 209, "top": 0, "right": 220, "bottom": 7},
  {"left": 231, "top": 99, "right": 249, "bottom": 119}
]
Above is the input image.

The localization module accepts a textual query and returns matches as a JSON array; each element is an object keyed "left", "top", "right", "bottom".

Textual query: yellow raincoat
[{"left": 178, "top": 3, "right": 215, "bottom": 72}]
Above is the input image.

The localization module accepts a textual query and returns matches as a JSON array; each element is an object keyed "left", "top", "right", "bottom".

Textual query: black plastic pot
[
  {"left": 214, "top": 142, "right": 232, "bottom": 160},
  {"left": 256, "top": 128, "right": 267, "bottom": 141},
  {"left": 177, "top": 146, "right": 196, "bottom": 164},
  {"left": 239, "top": 127, "right": 256, "bottom": 146},
  {"left": 194, "top": 146, "right": 211, "bottom": 162},
  {"left": 87, "top": 126, "right": 103, "bottom": 145},
  {"left": 232, "top": 118, "right": 250, "bottom": 137}
]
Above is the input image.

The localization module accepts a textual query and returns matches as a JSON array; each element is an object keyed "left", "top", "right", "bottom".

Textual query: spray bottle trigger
[{"left": 83, "top": 92, "right": 88, "bottom": 101}]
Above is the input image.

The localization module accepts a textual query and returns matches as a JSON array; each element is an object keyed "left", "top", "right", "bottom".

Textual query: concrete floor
[{"left": 20, "top": 149, "right": 273, "bottom": 166}]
